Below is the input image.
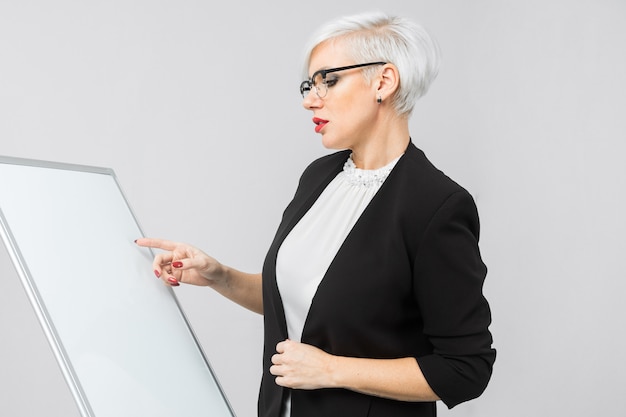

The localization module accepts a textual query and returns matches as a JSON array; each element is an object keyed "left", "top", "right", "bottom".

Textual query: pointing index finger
[{"left": 135, "top": 237, "right": 179, "bottom": 251}]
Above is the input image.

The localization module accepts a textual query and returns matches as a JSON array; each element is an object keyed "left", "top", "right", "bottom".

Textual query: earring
[{"left": 377, "top": 96, "right": 382, "bottom": 104}]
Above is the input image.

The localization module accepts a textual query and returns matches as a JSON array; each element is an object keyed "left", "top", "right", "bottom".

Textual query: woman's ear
[{"left": 376, "top": 64, "right": 400, "bottom": 102}]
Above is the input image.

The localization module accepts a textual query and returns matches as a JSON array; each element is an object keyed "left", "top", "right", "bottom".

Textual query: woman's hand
[
  {"left": 136, "top": 237, "right": 263, "bottom": 313},
  {"left": 270, "top": 339, "right": 336, "bottom": 390},
  {"left": 135, "top": 237, "right": 225, "bottom": 287}
]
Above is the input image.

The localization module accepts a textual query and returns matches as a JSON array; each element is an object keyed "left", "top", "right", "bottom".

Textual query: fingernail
[
  {"left": 172, "top": 261, "right": 183, "bottom": 268},
  {"left": 168, "top": 277, "right": 179, "bottom": 286},
  {"left": 154, "top": 270, "right": 161, "bottom": 278}
]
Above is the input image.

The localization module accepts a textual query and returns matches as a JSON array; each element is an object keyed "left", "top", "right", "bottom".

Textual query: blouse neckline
[{"left": 342, "top": 154, "right": 402, "bottom": 188}]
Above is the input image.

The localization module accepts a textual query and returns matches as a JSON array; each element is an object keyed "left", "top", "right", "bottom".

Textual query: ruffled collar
[{"left": 342, "top": 154, "right": 402, "bottom": 187}]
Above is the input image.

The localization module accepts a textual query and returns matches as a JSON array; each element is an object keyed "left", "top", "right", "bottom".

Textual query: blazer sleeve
[{"left": 413, "top": 189, "right": 496, "bottom": 408}]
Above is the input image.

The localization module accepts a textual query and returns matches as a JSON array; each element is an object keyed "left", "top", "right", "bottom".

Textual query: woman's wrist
[{"left": 204, "top": 262, "right": 229, "bottom": 289}]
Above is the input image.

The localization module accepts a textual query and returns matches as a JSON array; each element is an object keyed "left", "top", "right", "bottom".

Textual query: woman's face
[{"left": 302, "top": 41, "right": 380, "bottom": 151}]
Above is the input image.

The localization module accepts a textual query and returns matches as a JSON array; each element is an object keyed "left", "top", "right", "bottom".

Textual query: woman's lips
[{"left": 313, "top": 117, "right": 328, "bottom": 133}]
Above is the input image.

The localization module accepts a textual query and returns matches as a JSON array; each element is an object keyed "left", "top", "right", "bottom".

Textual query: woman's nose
[{"left": 302, "top": 91, "right": 323, "bottom": 110}]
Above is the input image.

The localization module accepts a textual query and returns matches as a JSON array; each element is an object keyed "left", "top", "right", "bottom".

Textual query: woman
[{"left": 136, "top": 11, "right": 495, "bottom": 417}]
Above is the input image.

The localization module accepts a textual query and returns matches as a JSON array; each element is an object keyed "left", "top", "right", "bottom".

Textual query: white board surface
[{"left": 0, "top": 156, "right": 235, "bottom": 417}]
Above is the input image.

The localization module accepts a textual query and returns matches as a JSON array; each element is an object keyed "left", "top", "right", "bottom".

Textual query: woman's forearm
[
  {"left": 272, "top": 340, "right": 439, "bottom": 402},
  {"left": 209, "top": 266, "right": 263, "bottom": 315},
  {"left": 329, "top": 356, "right": 439, "bottom": 402}
]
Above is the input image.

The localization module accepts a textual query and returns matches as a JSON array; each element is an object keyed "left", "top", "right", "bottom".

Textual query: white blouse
[{"left": 275, "top": 154, "right": 401, "bottom": 417}]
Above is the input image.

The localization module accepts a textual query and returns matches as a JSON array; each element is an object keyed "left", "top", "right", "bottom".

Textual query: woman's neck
[{"left": 350, "top": 122, "right": 410, "bottom": 170}]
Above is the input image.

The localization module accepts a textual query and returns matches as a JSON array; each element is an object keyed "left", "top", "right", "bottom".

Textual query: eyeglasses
[{"left": 299, "top": 62, "right": 387, "bottom": 98}]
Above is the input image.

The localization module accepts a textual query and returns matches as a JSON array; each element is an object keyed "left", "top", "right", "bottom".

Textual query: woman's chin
[{"left": 320, "top": 134, "right": 346, "bottom": 151}]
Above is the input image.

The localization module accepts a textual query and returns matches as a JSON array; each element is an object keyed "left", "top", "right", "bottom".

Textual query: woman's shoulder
[
  {"left": 398, "top": 143, "right": 469, "bottom": 197},
  {"left": 389, "top": 144, "right": 482, "bottom": 237}
]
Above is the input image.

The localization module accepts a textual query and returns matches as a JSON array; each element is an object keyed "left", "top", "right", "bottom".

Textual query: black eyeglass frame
[{"left": 300, "top": 61, "right": 387, "bottom": 98}]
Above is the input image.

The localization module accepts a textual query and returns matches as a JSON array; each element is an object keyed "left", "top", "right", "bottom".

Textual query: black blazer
[{"left": 259, "top": 142, "right": 495, "bottom": 417}]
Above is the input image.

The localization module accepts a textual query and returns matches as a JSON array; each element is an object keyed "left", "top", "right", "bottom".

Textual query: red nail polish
[
  {"left": 168, "top": 277, "right": 179, "bottom": 286},
  {"left": 154, "top": 270, "right": 161, "bottom": 278},
  {"left": 172, "top": 261, "right": 183, "bottom": 268}
]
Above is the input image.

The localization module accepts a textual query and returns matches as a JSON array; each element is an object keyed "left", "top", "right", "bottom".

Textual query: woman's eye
[{"left": 325, "top": 77, "right": 339, "bottom": 88}]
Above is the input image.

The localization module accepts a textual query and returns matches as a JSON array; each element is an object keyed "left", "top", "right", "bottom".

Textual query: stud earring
[{"left": 377, "top": 96, "right": 382, "bottom": 104}]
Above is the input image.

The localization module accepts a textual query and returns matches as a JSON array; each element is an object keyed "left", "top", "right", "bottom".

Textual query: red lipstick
[{"left": 313, "top": 117, "right": 328, "bottom": 133}]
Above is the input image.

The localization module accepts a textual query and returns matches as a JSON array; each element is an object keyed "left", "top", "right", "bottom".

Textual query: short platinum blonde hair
[{"left": 302, "top": 11, "right": 441, "bottom": 116}]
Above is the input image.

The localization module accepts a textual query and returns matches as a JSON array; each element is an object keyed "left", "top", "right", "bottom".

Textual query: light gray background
[{"left": 1, "top": 1, "right": 624, "bottom": 416}]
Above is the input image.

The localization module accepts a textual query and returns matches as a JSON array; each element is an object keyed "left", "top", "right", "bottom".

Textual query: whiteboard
[{"left": 0, "top": 156, "right": 236, "bottom": 417}]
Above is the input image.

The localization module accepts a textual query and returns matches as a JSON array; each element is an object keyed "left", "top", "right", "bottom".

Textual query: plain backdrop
[{"left": 1, "top": 1, "right": 625, "bottom": 416}]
